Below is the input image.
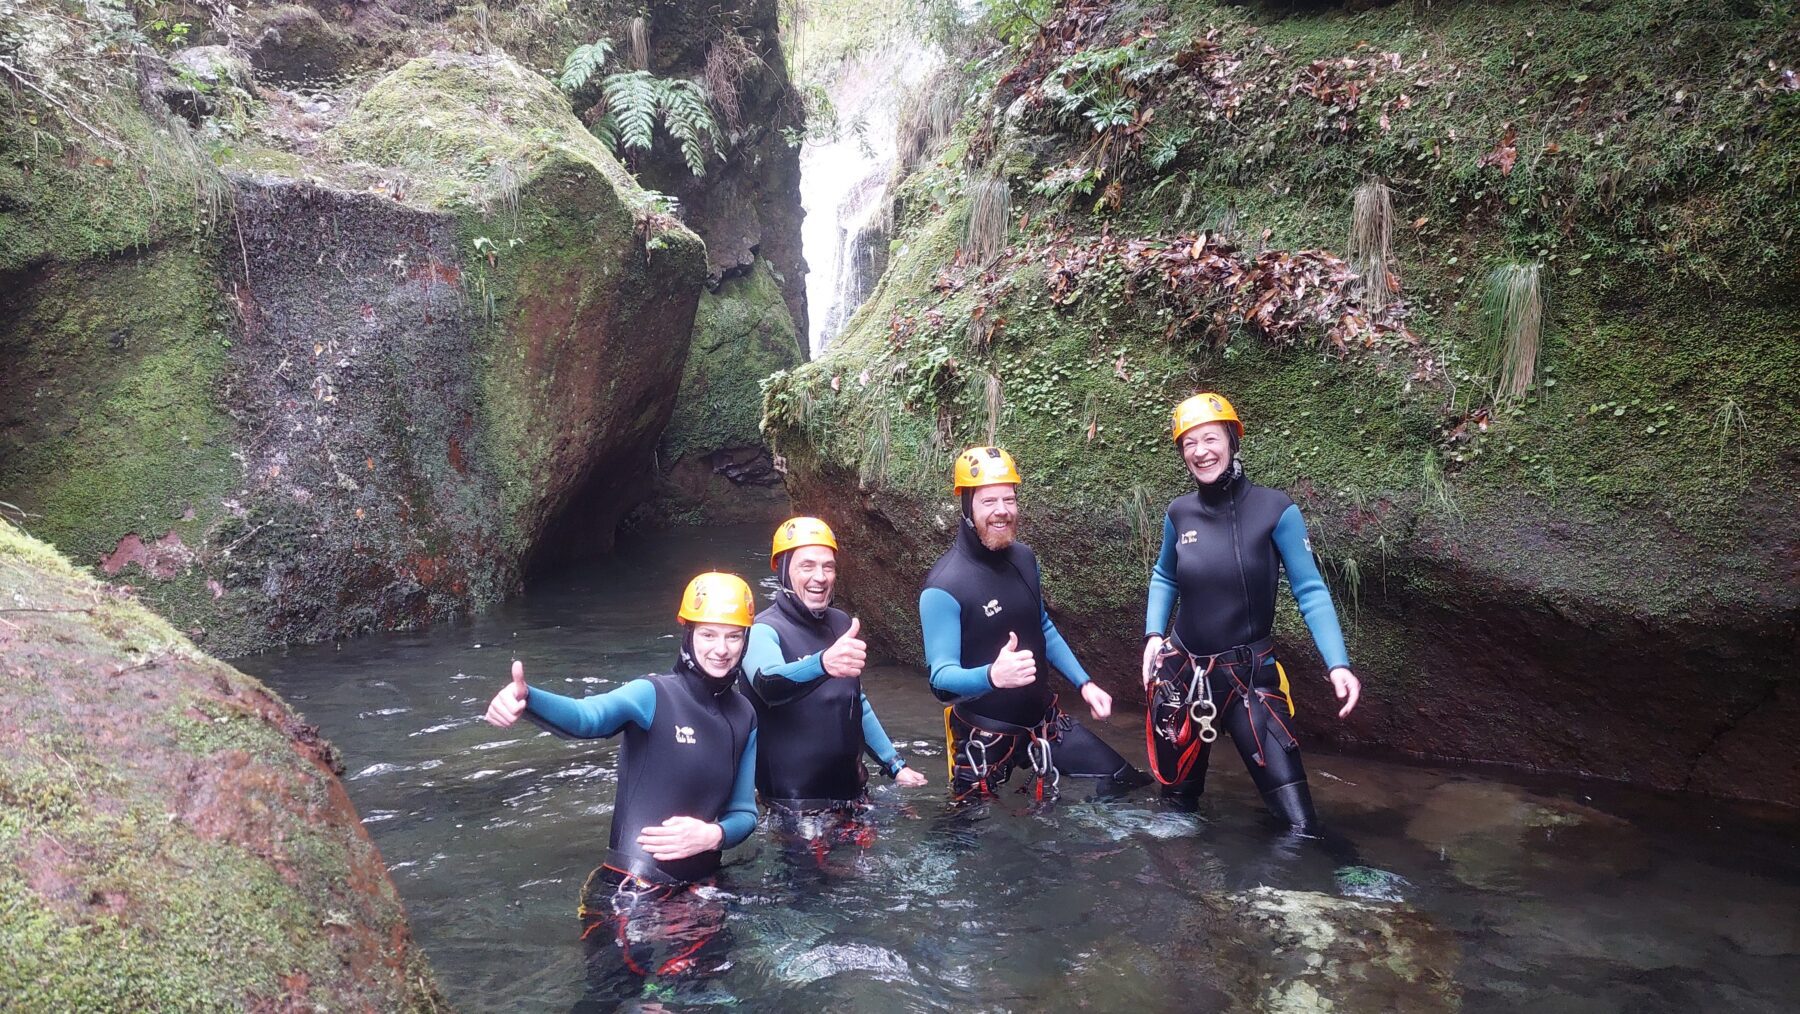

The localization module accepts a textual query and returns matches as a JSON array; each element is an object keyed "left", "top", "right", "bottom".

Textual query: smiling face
[
  {"left": 1180, "top": 421, "right": 1235, "bottom": 484},
  {"left": 969, "top": 484, "right": 1020, "bottom": 551},
  {"left": 786, "top": 544, "right": 837, "bottom": 611},
  {"left": 689, "top": 622, "right": 747, "bottom": 678}
]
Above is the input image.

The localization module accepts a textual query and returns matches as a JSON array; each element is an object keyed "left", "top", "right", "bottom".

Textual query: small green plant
[
  {"left": 1481, "top": 261, "right": 1545, "bottom": 403},
  {"left": 1711, "top": 397, "right": 1749, "bottom": 463},
  {"left": 559, "top": 38, "right": 722, "bottom": 176}
]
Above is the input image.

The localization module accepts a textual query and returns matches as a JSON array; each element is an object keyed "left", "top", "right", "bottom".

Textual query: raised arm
[
  {"left": 523, "top": 677, "right": 657, "bottom": 739},
  {"left": 1271, "top": 504, "right": 1350, "bottom": 671},
  {"left": 920, "top": 587, "right": 991, "bottom": 701},
  {"left": 743, "top": 622, "right": 827, "bottom": 705}
]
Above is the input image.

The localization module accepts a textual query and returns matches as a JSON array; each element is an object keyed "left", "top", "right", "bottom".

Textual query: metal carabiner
[
  {"left": 611, "top": 874, "right": 656, "bottom": 913},
  {"left": 1190, "top": 697, "right": 1219, "bottom": 743},
  {"left": 1027, "top": 735, "right": 1059, "bottom": 791},
  {"left": 965, "top": 735, "right": 991, "bottom": 779}
]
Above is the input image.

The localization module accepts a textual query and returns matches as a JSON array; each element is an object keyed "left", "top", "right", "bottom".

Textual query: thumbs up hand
[
  {"left": 484, "top": 660, "right": 530, "bottom": 728},
  {"left": 989, "top": 632, "right": 1037, "bottom": 689},
  {"left": 822, "top": 617, "right": 866, "bottom": 678}
]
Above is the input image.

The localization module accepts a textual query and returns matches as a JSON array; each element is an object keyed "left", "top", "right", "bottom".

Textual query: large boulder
[
  {"left": 1, "top": 50, "right": 707, "bottom": 653},
  {"left": 0, "top": 523, "right": 442, "bottom": 1009}
]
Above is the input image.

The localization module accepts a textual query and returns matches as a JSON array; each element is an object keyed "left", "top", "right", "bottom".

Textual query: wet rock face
[
  {"left": 1, "top": 50, "right": 707, "bottom": 654},
  {"left": 0, "top": 525, "right": 443, "bottom": 1009}
]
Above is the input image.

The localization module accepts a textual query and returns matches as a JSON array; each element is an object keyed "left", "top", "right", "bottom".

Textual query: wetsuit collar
[{"left": 1195, "top": 459, "right": 1246, "bottom": 507}]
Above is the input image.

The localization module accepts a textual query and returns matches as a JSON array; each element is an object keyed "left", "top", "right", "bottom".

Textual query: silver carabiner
[
  {"left": 1190, "top": 679, "right": 1219, "bottom": 743},
  {"left": 1027, "top": 735, "right": 1059, "bottom": 790},
  {"left": 965, "top": 735, "right": 990, "bottom": 778}
]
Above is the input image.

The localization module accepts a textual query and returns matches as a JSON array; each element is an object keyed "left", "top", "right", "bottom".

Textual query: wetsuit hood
[{"left": 676, "top": 627, "right": 745, "bottom": 696}]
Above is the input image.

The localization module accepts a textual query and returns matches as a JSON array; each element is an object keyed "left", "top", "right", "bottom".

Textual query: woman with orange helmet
[
  {"left": 483, "top": 572, "right": 760, "bottom": 992},
  {"left": 1141, "top": 394, "right": 1362, "bottom": 833}
]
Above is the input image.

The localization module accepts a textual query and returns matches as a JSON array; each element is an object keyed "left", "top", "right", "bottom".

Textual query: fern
[
  {"left": 560, "top": 38, "right": 614, "bottom": 94},
  {"left": 658, "top": 77, "right": 721, "bottom": 176},
  {"left": 602, "top": 70, "right": 661, "bottom": 153}
]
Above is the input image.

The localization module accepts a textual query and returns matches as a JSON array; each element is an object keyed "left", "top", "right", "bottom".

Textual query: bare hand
[
  {"left": 636, "top": 816, "right": 723, "bottom": 861},
  {"left": 1080, "top": 681, "right": 1113, "bottom": 720},
  {"left": 822, "top": 617, "right": 866, "bottom": 678},
  {"left": 1330, "top": 667, "right": 1361, "bottom": 719},
  {"left": 484, "top": 660, "right": 529, "bottom": 727},
  {"left": 989, "top": 632, "right": 1037, "bottom": 689},
  {"left": 1141, "top": 635, "right": 1165, "bottom": 689},
  {"left": 894, "top": 765, "right": 928, "bottom": 787}
]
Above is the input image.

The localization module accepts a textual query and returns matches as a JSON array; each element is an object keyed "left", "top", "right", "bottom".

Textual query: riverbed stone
[{"left": 0, "top": 524, "right": 443, "bottom": 1009}]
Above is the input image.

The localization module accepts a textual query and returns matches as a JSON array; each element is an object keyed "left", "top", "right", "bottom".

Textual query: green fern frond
[
  {"left": 659, "top": 78, "right": 721, "bottom": 175},
  {"left": 559, "top": 38, "right": 614, "bottom": 93},
  {"left": 602, "top": 70, "right": 661, "bottom": 153}
]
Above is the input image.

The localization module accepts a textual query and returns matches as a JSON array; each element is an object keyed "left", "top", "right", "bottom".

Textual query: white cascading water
[{"left": 798, "top": 42, "right": 941, "bottom": 355}]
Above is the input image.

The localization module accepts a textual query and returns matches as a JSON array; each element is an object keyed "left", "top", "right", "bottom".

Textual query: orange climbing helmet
[
  {"left": 676, "top": 572, "right": 756, "bottom": 627},
  {"left": 952, "top": 446, "right": 1022, "bottom": 494},
  {"left": 770, "top": 517, "right": 839, "bottom": 570},
  {"left": 1171, "top": 392, "right": 1244, "bottom": 443}
]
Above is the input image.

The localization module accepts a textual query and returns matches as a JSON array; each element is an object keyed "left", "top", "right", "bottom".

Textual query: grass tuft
[
  {"left": 1350, "top": 178, "right": 1394, "bottom": 311},
  {"left": 1481, "top": 261, "right": 1544, "bottom": 403},
  {"left": 965, "top": 176, "right": 1011, "bottom": 264}
]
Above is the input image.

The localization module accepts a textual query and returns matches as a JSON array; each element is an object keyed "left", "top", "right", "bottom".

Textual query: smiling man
[
  {"left": 741, "top": 516, "right": 927, "bottom": 830},
  {"left": 919, "top": 446, "right": 1148, "bottom": 801}
]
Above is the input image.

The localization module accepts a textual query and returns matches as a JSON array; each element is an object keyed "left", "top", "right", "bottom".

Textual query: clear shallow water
[{"left": 237, "top": 525, "right": 1800, "bottom": 1012}]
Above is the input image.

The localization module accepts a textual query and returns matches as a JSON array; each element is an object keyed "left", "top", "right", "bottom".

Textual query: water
[{"left": 238, "top": 525, "right": 1800, "bottom": 1012}]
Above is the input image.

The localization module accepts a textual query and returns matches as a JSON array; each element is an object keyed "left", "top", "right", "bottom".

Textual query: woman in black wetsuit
[{"left": 1140, "top": 392, "right": 1363, "bottom": 832}]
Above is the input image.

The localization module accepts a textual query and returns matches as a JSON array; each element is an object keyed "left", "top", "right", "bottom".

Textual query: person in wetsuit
[
  {"left": 483, "top": 571, "right": 759, "bottom": 996},
  {"left": 742, "top": 516, "right": 928, "bottom": 805},
  {"left": 1141, "top": 393, "right": 1363, "bottom": 832},
  {"left": 921, "top": 446, "right": 1149, "bottom": 801}
]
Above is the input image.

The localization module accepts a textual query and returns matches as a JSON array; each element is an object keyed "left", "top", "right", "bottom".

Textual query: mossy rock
[{"left": 0, "top": 523, "right": 444, "bottom": 1011}]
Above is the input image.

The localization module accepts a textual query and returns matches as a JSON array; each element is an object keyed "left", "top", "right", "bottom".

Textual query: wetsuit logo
[
  {"left": 982, "top": 599, "right": 1002, "bottom": 617},
  {"left": 675, "top": 726, "right": 697, "bottom": 744},
  {"left": 1180, "top": 529, "right": 1197, "bottom": 545}
]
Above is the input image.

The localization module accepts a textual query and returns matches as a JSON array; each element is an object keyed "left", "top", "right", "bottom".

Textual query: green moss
[
  {"left": 662, "top": 257, "right": 803, "bottom": 463},
  {"left": 0, "top": 526, "right": 441, "bottom": 1010},
  {"left": 0, "top": 244, "right": 237, "bottom": 628}
]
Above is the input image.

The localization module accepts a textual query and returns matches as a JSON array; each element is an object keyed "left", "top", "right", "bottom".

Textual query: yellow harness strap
[{"left": 1275, "top": 661, "right": 1295, "bottom": 716}]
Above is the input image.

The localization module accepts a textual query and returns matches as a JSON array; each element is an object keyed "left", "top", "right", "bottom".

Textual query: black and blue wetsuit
[
  {"left": 922, "top": 519, "right": 1145, "bottom": 799},
  {"left": 522, "top": 659, "right": 758, "bottom": 885},
  {"left": 740, "top": 591, "right": 908, "bottom": 811},
  {"left": 1143, "top": 467, "right": 1349, "bottom": 830}
]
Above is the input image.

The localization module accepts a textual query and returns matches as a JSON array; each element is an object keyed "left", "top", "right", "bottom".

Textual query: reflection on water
[{"left": 237, "top": 525, "right": 1800, "bottom": 1012}]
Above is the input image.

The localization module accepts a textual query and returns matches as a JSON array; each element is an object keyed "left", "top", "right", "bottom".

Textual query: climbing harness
[
  {"left": 1144, "top": 636, "right": 1296, "bottom": 786},
  {"left": 579, "top": 865, "right": 722, "bottom": 979},
  {"left": 945, "top": 697, "right": 1065, "bottom": 802}
]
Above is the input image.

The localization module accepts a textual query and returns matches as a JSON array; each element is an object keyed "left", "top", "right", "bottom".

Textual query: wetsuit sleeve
[
  {"left": 1145, "top": 515, "right": 1178, "bottom": 636},
  {"left": 920, "top": 587, "right": 992, "bottom": 700},
  {"left": 522, "top": 678, "right": 656, "bottom": 738},
  {"left": 1272, "top": 504, "right": 1351, "bottom": 671},
  {"left": 858, "top": 693, "right": 905, "bottom": 776},
  {"left": 717, "top": 729, "right": 758, "bottom": 848},
  {"left": 1040, "top": 605, "right": 1092, "bottom": 688},
  {"left": 744, "top": 623, "right": 827, "bottom": 704}
]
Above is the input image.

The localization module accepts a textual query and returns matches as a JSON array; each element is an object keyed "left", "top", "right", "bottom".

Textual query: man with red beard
[{"left": 919, "top": 446, "right": 1148, "bottom": 801}]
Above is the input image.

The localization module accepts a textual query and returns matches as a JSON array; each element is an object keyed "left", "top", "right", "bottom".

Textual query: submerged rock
[{"left": 0, "top": 524, "right": 443, "bottom": 1009}]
